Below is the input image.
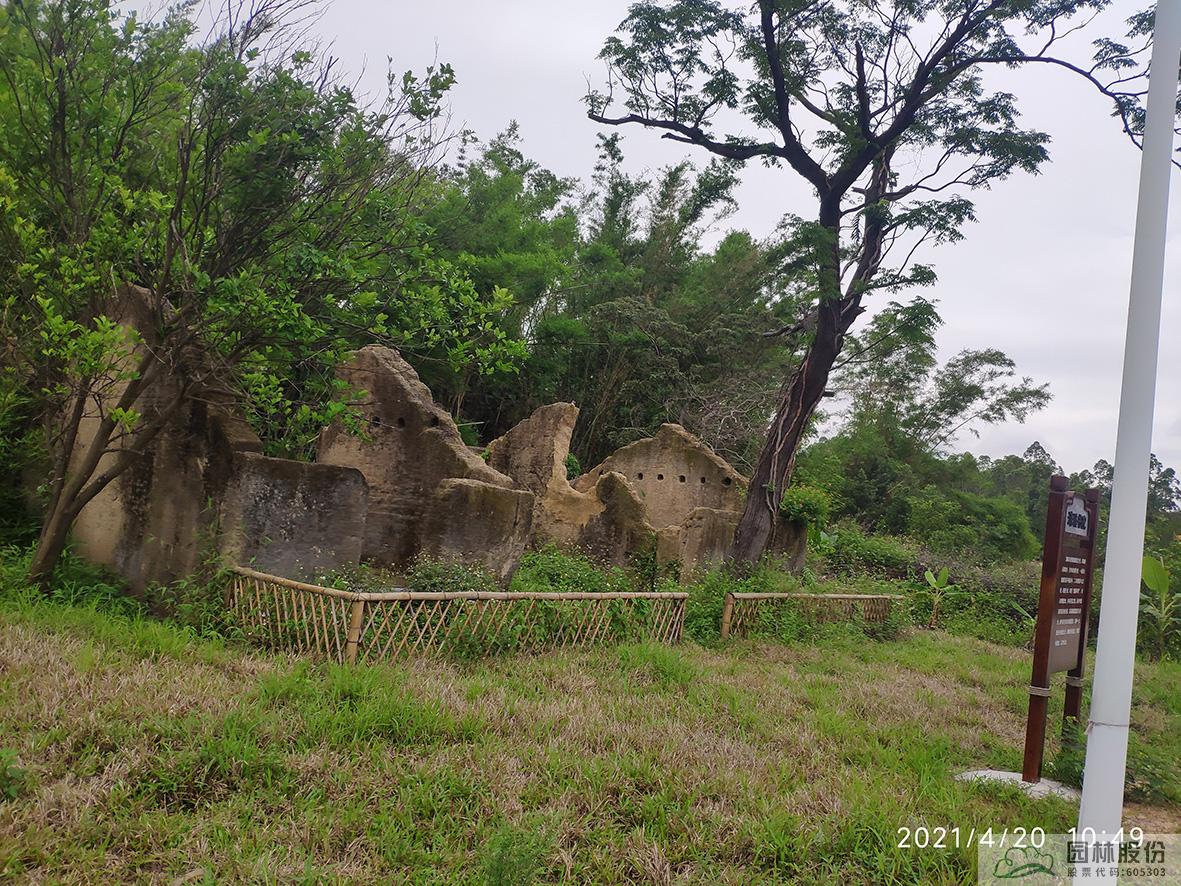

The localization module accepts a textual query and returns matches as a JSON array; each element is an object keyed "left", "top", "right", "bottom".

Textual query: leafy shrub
[
  {"left": 894, "top": 554, "right": 1043, "bottom": 647},
  {"left": 564, "top": 452, "right": 582, "bottom": 481},
  {"left": 779, "top": 485, "right": 831, "bottom": 527},
  {"left": 145, "top": 570, "right": 240, "bottom": 639},
  {"left": 509, "top": 546, "right": 632, "bottom": 596},
  {"left": 407, "top": 559, "right": 500, "bottom": 596},
  {"left": 682, "top": 564, "right": 905, "bottom": 645},
  {"left": 682, "top": 570, "right": 738, "bottom": 644},
  {"left": 904, "top": 486, "right": 1037, "bottom": 560},
  {"left": 827, "top": 525, "right": 916, "bottom": 577},
  {"left": 1139, "top": 555, "right": 1179, "bottom": 661},
  {"left": 681, "top": 566, "right": 803, "bottom": 644}
]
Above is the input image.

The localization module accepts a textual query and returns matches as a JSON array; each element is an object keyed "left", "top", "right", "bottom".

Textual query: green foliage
[
  {"left": 0, "top": 749, "right": 29, "bottom": 802},
  {"left": 680, "top": 565, "right": 813, "bottom": 645},
  {"left": 564, "top": 452, "right": 582, "bottom": 481},
  {"left": 905, "top": 486, "right": 1038, "bottom": 560},
  {"left": 680, "top": 563, "right": 905, "bottom": 646},
  {"left": 837, "top": 306, "right": 1052, "bottom": 456},
  {"left": 0, "top": 0, "right": 535, "bottom": 581},
  {"left": 1140, "top": 555, "right": 1179, "bottom": 661},
  {"left": 482, "top": 825, "right": 551, "bottom": 886},
  {"left": 406, "top": 560, "right": 500, "bottom": 597},
  {"left": 508, "top": 546, "right": 632, "bottom": 596},
  {"left": 425, "top": 131, "right": 804, "bottom": 465},
  {"left": 779, "top": 485, "right": 831, "bottom": 528},
  {"left": 826, "top": 526, "right": 916, "bottom": 577},
  {"left": 914, "top": 567, "right": 965, "bottom": 630}
]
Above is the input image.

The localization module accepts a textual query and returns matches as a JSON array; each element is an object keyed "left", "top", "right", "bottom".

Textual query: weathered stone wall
[
  {"left": 62, "top": 298, "right": 759, "bottom": 587},
  {"left": 417, "top": 479, "right": 534, "bottom": 579},
  {"left": 485, "top": 403, "right": 655, "bottom": 565},
  {"left": 573, "top": 424, "right": 748, "bottom": 530},
  {"left": 220, "top": 453, "right": 368, "bottom": 579},
  {"left": 67, "top": 286, "right": 368, "bottom": 589},
  {"left": 70, "top": 391, "right": 238, "bottom": 590},
  {"left": 317, "top": 346, "right": 525, "bottom": 573}
]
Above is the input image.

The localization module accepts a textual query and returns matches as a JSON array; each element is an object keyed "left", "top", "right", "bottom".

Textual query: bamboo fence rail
[
  {"left": 229, "top": 566, "right": 687, "bottom": 663},
  {"left": 720, "top": 591, "right": 904, "bottom": 639}
]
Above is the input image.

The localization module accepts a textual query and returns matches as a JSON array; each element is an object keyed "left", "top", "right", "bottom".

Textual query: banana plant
[
  {"left": 1140, "top": 556, "right": 1178, "bottom": 661},
  {"left": 918, "top": 567, "right": 964, "bottom": 629}
]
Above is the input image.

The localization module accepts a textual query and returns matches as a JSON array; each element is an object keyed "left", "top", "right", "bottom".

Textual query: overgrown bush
[
  {"left": 779, "top": 485, "right": 831, "bottom": 527},
  {"left": 681, "top": 563, "right": 905, "bottom": 646},
  {"left": 406, "top": 559, "right": 500, "bottom": 596},
  {"left": 825, "top": 525, "right": 916, "bottom": 577},
  {"left": 564, "top": 452, "right": 582, "bottom": 481},
  {"left": 509, "top": 546, "right": 633, "bottom": 595},
  {"left": 903, "top": 486, "right": 1037, "bottom": 559}
]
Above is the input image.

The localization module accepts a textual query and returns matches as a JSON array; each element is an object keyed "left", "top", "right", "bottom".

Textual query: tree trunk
[
  {"left": 730, "top": 179, "right": 881, "bottom": 565},
  {"left": 27, "top": 498, "right": 77, "bottom": 588},
  {"left": 24, "top": 355, "right": 180, "bottom": 587},
  {"left": 730, "top": 307, "right": 846, "bottom": 562}
]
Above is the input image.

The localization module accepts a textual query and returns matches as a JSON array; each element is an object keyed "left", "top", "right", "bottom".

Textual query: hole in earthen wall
[
  {"left": 637, "top": 472, "right": 644, "bottom": 480},
  {"left": 723, "top": 477, "right": 732, "bottom": 486},
  {"left": 678, "top": 475, "right": 686, "bottom": 483},
  {"left": 657, "top": 474, "right": 664, "bottom": 481},
  {"left": 396, "top": 416, "right": 406, "bottom": 429}
]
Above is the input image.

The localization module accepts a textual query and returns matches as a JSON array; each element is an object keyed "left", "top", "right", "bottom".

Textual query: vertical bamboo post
[
  {"left": 720, "top": 593, "right": 735, "bottom": 640},
  {"left": 345, "top": 598, "right": 365, "bottom": 665}
]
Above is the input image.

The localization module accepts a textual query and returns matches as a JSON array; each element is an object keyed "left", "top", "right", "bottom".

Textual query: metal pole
[{"left": 1076, "top": 0, "right": 1181, "bottom": 876}]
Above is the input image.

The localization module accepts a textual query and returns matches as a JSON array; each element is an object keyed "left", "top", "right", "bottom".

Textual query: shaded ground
[{"left": 0, "top": 600, "right": 1177, "bottom": 884}]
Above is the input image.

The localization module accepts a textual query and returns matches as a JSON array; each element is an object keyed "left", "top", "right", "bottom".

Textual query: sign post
[{"left": 1022, "top": 476, "right": 1100, "bottom": 783}]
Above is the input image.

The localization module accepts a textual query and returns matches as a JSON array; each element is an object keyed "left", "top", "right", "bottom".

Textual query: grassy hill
[{"left": 1, "top": 569, "right": 1177, "bottom": 885}]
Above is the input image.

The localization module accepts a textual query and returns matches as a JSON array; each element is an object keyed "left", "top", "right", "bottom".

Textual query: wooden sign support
[{"left": 1022, "top": 476, "right": 1100, "bottom": 783}]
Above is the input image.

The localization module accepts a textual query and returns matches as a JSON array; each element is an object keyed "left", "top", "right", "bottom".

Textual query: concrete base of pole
[{"left": 956, "top": 769, "right": 1081, "bottom": 802}]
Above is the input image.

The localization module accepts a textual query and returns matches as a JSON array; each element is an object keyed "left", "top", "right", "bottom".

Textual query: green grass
[{"left": 1, "top": 582, "right": 1178, "bottom": 885}]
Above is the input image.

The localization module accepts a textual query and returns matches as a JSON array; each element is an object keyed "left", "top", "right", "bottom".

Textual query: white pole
[{"left": 1075, "top": 0, "right": 1181, "bottom": 876}]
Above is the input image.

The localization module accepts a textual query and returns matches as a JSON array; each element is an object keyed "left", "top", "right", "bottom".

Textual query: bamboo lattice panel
[
  {"left": 230, "top": 569, "right": 354, "bottom": 660},
  {"left": 229, "top": 567, "right": 687, "bottom": 663},
  {"left": 722, "top": 592, "right": 902, "bottom": 639}
]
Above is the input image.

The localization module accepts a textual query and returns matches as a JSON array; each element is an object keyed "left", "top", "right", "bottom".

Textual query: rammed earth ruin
[{"left": 56, "top": 287, "right": 810, "bottom": 588}]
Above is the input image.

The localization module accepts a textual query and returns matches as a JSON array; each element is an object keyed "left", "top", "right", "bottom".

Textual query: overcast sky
[{"left": 311, "top": 0, "right": 1180, "bottom": 475}]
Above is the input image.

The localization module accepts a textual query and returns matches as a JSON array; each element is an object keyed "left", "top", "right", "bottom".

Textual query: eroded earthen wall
[
  {"left": 68, "top": 286, "right": 368, "bottom": 589},
  {"left": 317, "top": 346, "right": 526, "bottom": 571},
  {"left": 573, "top": 424, "right": 748, "bottom": 531}
]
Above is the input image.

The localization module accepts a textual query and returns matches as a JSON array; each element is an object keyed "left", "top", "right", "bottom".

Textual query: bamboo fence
[
  {"left": 720, "top": 591, "right": 904, "bottom": 639},
  {"left": 228, "top": 566, "right": 687, "bottom": 663}
]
